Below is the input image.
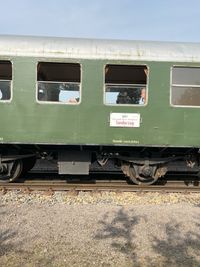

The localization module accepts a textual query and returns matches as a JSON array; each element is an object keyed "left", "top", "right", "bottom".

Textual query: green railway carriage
[{"left": 1, "top": 35, "right": 200, "bottom": 184}]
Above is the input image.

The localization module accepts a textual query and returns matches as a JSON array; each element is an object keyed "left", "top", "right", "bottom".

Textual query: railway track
[{"left": 0, "top": 173, "right": 200, "bottom": 193}]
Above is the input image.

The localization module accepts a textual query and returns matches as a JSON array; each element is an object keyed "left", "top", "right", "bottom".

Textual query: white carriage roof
[{"left": 0, "top": 35, "right": 200, "bottom": 62}]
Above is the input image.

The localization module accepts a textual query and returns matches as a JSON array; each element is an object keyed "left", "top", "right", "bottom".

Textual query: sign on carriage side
[{"left": 110, "top": 113, "right": 140, "bottom": 128}]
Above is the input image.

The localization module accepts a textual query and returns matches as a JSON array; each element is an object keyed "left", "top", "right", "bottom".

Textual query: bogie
[{"left": 0, "top": 160, "right": 23, "bottom": 182}]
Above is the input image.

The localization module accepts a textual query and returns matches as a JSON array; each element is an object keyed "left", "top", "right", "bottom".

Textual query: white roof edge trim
[{"left": 0, "top": 35, "right": 200, "bottom": 62}]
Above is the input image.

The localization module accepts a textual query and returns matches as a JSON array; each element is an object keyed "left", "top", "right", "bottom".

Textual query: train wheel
[
  {"left": 0, "top": 160, "right": 23, "bottom": 183},
  {"left": 128, "top": 166, "right": 158, "bottom": 185},
  {"left": 9, "top": 160, "right": 23, "bottom": 182},
  {"left": 121, "top": 162, "right": 160, "bottom": 185}
]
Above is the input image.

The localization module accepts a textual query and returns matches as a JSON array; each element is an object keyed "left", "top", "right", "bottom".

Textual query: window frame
[
  {"left": 36, "top": 61, "right": 82, "bottom": 105},
  {"left": 103, "top": 63, "right": 149, "bottom": 106},
  {"left": 0, "top": 60, "right": 13, "bottom": 103},
  {"left": 170, "top": 65, "right": 200, "bottom": 108}
]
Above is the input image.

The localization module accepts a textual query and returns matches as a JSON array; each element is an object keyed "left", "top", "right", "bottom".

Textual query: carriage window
[
  {"left": 0, "top": 61, "right": 12, "bottom": 101},
  {"left": 104, "top": 64, "right": 148, "bottom": 105},
  {"left": 171, "top": 66, "right": 200, "bottom": 106},
  {"left": 37, "top": 62, "right": 81, "bottom": 103}
]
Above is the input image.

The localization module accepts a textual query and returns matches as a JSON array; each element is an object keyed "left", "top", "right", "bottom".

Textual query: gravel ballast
[{"left": 1, "top": 191, "right": 200, "bottom": 266}]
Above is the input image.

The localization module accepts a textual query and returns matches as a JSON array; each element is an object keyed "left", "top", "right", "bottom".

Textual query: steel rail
[{"left": 0, "top": 180, "right": 200, "bottom": 193}]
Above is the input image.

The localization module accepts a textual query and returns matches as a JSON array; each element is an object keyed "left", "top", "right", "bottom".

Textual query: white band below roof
[{"left": 0, "top": 35, "right": 200, "bottom": 62}]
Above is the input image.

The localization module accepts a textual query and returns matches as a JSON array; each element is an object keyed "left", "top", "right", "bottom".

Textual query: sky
[{"left": 0, "top": 0, "right": 199, "bottom": 42}]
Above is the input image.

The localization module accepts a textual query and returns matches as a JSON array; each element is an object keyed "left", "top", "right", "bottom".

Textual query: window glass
[
  {"left": 105, "top": 65, "right": 148, "bottom": 105},
  {"left": 172, "top": 67, "right": 200, "bottom": 85},
  {"left": 37, "top": 62, "right": 81, "bottom": 103},
  {"left": 171, "top": 67, "right": 200, "bottom": 106},
  {"left": 0, "top": 61, "right": 12, "bottom": 101}
]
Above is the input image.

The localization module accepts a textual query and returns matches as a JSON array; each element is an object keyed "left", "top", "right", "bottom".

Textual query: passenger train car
[{"left": 1, "top": 35, "right": 200, "bottom": 184}]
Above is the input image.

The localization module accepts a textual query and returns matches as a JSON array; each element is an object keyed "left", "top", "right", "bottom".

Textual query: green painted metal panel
[{"left": 1, "top": 56, "right": 200, "bottom": 147}]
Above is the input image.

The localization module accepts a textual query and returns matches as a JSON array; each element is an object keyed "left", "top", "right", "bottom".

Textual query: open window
[
  {"left": 171, "top": 66, "right": 200, "bottom": 107},
  {"left": 0, "top": 61, "right": 12, "bottom": 101},
  {"left": 104, "top": 64, "right": 148, "bottom": 105},
  {"left": 37, "top": 62, "right": 81, "bottom": 104}
]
